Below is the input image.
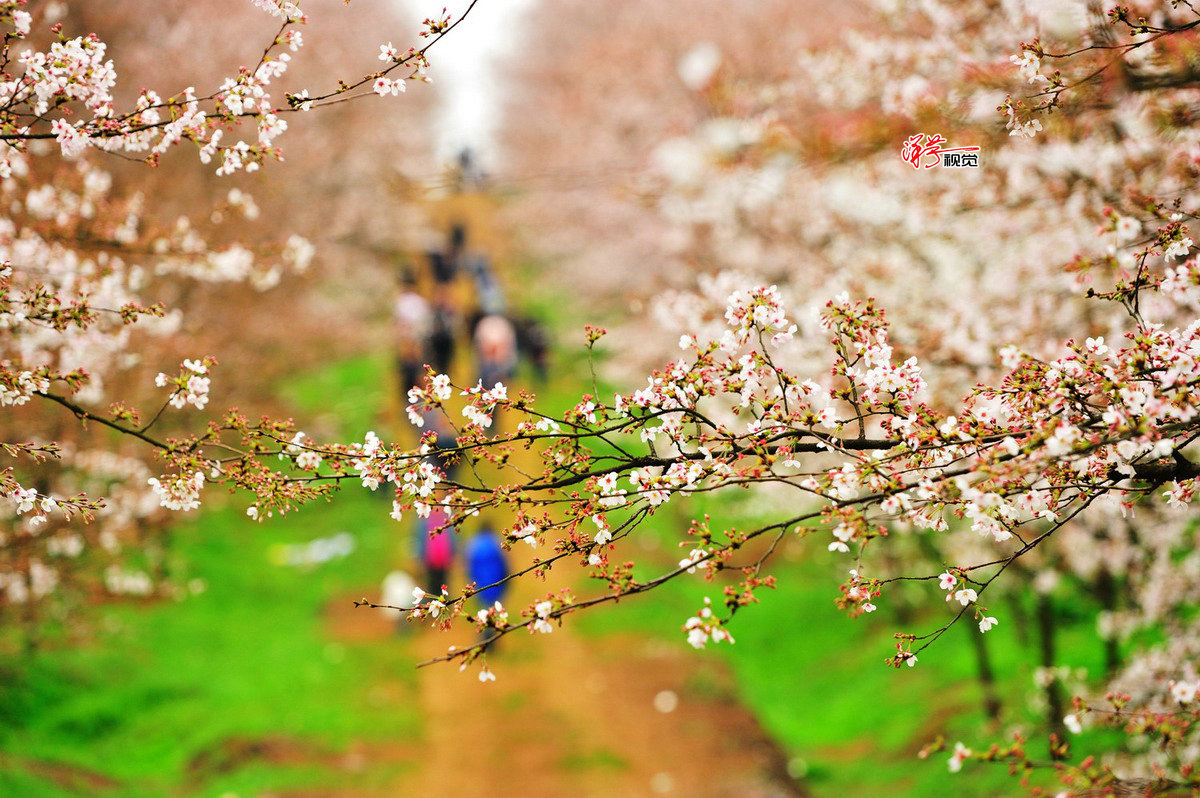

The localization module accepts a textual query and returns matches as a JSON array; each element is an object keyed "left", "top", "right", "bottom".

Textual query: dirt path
[
  {"left": 304, "top": 189, "right": 807, "bottom": 797},
  {"left": 325, "top": 597, "right": 805, "bottom": 798}
]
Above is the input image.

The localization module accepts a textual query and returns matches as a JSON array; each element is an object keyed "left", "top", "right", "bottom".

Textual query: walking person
[
  {"left": 380, "top": 568, "right": 417, "bottom": 635},
  {"left": 427, "top": 290, "right": 460, "bottom": 376},
  {"left": 467, "top": 252, "right": 506, "bottom": 318},
  {"left": 416, "top": 506, "right": 456, "bottom": 598},
  {"left": 427, "top": 224, "right": 467, "bottom": 287},
  {"left": 425, "top": 413, "right": 460, "bottom": 483},
  {"left": 444, "top": 223, "right": 467, "bottom": 279},
  {"left": 472, "top": 313, "right": 518, "bottom": 389},
  {"left": 393, "top": 269, "right": 432, "bottom": 401},
  {"left": 465, "top": 526, "right": 509, "bottom": 650},
  {"left": 517, "top": 316, "right": 550, "bottom": 384}
]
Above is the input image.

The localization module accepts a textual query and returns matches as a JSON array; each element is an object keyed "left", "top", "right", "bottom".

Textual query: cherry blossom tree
[
  {"left": 487, "top": 0, "right": 1200, "bottom": 792},
  {"left": 0, "top": 0, "right": 461, "bottom": 637},
  {"left": 0, "top": 0, "right": 475, "bottom": 174}
]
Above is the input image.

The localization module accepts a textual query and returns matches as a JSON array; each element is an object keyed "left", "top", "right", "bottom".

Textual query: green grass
[
  {"left": 556, "top": 747, "right": 629, "bottom": 773},
  {"left": 280, "top": 349, "right": 394, "bottom": 438},
  {"left": 571, "top": 491, "right": 1119, "bottom": 797},
  {"left": 0, "top": 355, "right": 424, "bottom": 796}
]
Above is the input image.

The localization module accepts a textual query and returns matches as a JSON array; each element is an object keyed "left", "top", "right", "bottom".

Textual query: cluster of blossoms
[
  {"left": 946, "top": 741, "right": 972, "bottom": 774},
  {"left": 147, "top": 471, "right": 205, "bottom": 512},
  {"left": 4, "top": 483, "right": 57, "bottom": 526},
  {"left": 0, "top": 150, "right": 328, "bottom": 610},
  {"left": 405, "top": 371, "right": 453, "bottom": 426},
  {"left": 459, "top": 381, "right": 508, "bottom": 429},
  {"left": 475, "top": 600, "right": 509, "bottom": 630},
  {"left": 1171, "top": 680, "right": 1199, "bottom": 705},
  {"left": 684, "top": 599, "right": 735, "bottom": 649},
  {"left": 371, "top": 77, "right": 407, "bottom": 97},
  {"left": 251, "top": 0, "right": 303, "bottom": 23},
  {"left": 370, "top": 37, "right": 428, "bottom": 98},
  {"left": 531, "top": 600, "right": 556, "bottom": 634},
  {"left": 408, "top": 587, "right": 446, "bottom": 623},
  {"left": 155, "top": 358, "right": 212, "bottom": 410},
  {"left": 0, "top": 369, "right": 48, "bottom": 406},
  {"left": 840, "top": 570, "right": 878, "bottom": 615},
  {"left": 510, "top": 523, "right": 538, "bottom": 548},
  {"left": 0, "top": 560, "right": 58, "bottom": 603},
  {"left": 722, "top": 284, "right": 797, "bottom": 347},
  {"left": 3, "top": 184, "right": 323, "bottom": 618},
  {"left": 103, "top": 565, "right": 153, "bottom": 596},
  {"left": 0, "top": 0, "right": 460, "bottom": 176},
  {"left": 284, "top": 432, "right": 322, "bottom": 471},
  {"left": 936, "top": 569, "right": 996, "bottom": 633}
]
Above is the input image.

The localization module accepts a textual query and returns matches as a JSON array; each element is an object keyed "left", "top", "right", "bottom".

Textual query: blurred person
[
  {"left": 427, "top": 290, "right": 460, "bottom": 375},
  {"left": 427, "top": 249, "right": 457, "bottom": 286},
  {"left": 465, "top": 527, "right": 508, "bottom": 606},
  {"left": 516, "top": 316, "right": 550, "bottom": 384},
  {"left": 394, "top": 269, "right": 432, "bottom": 401},
  {"left": 464, "top": 526, "right": 509, "bottom": 649},
  {"left": 428, "top": 224, "right": 467, "bottom": 286},
  {"left": 467, "top": 252, "right": 507, "bottom": 318},
  {"left": 424, "top": 412, "right": 460, "bottom": 483},
  {"left": 446, "top": 222, "right": 467, "bottom": 266},
  {"left": 473, "top": 313, "right": 518, "bottom": 391},
  {"left": 380, "top": 569, "right": 417, "bottom": 635},
  {"left": 454, "top": 148, "right": 488, "bottom": 192},
  {"left": 416, "top": 506, "right": 456, "bottom": 598}
]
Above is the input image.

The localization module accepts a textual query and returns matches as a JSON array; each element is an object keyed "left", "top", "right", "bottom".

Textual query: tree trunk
[
  {"left": 1036, "top": 593, "right": 1066, "bottom": 756},
  {"left": 1006, "top": 591, "right": 1030, "bottom": 647},
  {"left": 1095, "top": 568, "right": 1121, "bottom": 676},
  {"left": 21, "top": 590, "right": 39, "bottom": 657},
  {"left": 968, "top": 618, "right": 1002, "bottom": 721}
]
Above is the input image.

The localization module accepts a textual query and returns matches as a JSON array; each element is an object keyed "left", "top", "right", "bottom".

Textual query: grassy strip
[
  {"left": 573, "top": 491, "right": 1119, "bottom": 797},
  {"left": 0, "top": 354, "right": 420, "bottom": 795}
]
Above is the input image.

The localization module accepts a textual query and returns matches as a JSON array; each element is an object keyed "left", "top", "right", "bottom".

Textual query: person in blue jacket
[{"left": 464, "top": 527, "right": 509, "bottom": 649}]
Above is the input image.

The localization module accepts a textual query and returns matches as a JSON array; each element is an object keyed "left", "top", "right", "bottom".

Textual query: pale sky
[{"left": 400, "top": 0, "right": 539, "bottom": 168}]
